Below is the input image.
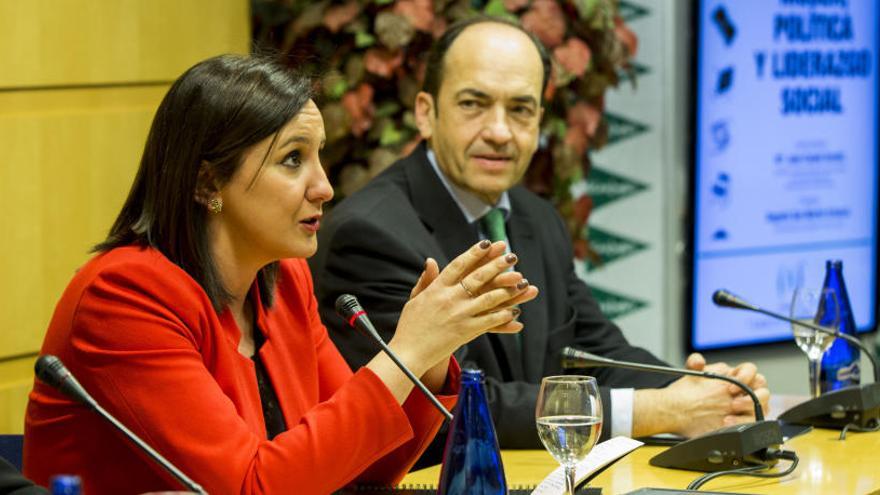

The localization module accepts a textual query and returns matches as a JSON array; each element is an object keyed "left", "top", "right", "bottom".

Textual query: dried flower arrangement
[{"left": 252, "top": 0, "right": 638, "bottom": 259}]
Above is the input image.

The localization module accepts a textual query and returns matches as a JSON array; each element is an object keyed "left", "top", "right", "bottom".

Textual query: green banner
[
  {"left": 618, "top": 62, "right": 650, "bottom": 84},
  {"left": 585, "top": 226, "right": 648, "bottom": 271},
  {"left": 589, "top": 285, "right": 648, "bottom": 320},
  {"left": 585, "top": 165, "right": 648, "bottom": 210},
  {"left": 605, "top": 112, "right": 650, "bottom": 146},
  {"left": 618, "top": 0, "right": 650, "bottom": 23}
]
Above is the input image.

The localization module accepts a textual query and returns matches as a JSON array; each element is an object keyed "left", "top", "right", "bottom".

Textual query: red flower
[
  {"left": 323, "top": 1, "right": 361, "bottom": 34},
  {"left": 565, "top": 102, "right": 601, "bottom": 155},
  {"left": 543, "top": 75, "right": 557, "bottom": 101},
  {"left": 431, "top": 16, "right": 447, "bottom": 39},
  {"left": 503, "top": 0, "right": 530, "bottom": 11},
  {"left": 573, "top": 238, "right": 588, "bottom": 260},
  {"left": 364, "top": 47, "right": 404, "bottom": 78},
  {"left": 394, "top": 0, "right": 434, "bottom": 32},
  {"left": 341, "top": 83, "right": 375, "bottom": 137},
  {"left": 573, "top": 194, "right": 592, "bottom": 228},
  {"left": 521, "top": 0, "right": 566, "bottom": 48},
  {"left": 553, "top": 37, "right": 592, "bottom": 77},
  {"left": 614, "top": 16, "right": 638, "bottom": 58},
  {"left": 571, "top": 194, "right": 595, "bottom": 261},
  {"left": 564, "top": 126, "right": 588, "bottom": 158}
]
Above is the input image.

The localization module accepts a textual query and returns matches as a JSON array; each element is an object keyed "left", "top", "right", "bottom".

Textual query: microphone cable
[
  {"left": 685, "top": 449, "right": 799, "bottom": 491},
  {"left": 839, "top": 419, "right": 880, "bottom": 440}
]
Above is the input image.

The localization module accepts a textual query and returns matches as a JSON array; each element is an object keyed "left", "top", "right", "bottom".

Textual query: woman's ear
[{"left": 194, "top": 160, "right": 221, "bottom": 208}]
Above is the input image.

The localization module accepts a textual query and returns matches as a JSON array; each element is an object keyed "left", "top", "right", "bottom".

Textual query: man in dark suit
[
  {"left": 0, "top": 458, "right": 48, "bottom": 495},
  {"left": 311, "top": 17, "right": 768, "bottom": 452}
]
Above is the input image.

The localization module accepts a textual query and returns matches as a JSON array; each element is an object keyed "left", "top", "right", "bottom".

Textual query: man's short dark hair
[{"left": 422, "top": 16, "right": 552, "bottom": 106}]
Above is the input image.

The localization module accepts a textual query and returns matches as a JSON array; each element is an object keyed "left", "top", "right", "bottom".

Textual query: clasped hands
[
  {"left": 390, "top": 240, "right": 539, "bottom": 373},
  {"left": 664, "top": 353, "right": 770, "bottom": 438}
]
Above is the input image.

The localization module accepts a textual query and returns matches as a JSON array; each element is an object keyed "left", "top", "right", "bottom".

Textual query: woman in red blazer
[{"left": 23, "top": 54, "right": 537, "bottom": 495}]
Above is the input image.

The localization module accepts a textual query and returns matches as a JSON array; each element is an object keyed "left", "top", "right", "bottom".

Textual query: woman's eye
[{"left": 281, "top": 150, "right": 302, "bottom": 168}]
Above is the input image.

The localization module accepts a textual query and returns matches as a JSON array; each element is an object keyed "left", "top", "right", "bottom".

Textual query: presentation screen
[{"left": 691, "top": 0, "right": 879, "bottom": 350}]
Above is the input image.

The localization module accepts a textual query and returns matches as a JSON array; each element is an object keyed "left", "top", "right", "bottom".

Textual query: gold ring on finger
[{"left": 459, "top": 280, "right": 476, "bottom": 298}]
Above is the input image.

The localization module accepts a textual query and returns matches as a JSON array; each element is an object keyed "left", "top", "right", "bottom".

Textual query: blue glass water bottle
[
  {"left": 819, "top": 260, "right": 861, "bottom": 392},
  {"left": 437, "top": 369, "right": 506, "bottom": 495},
  {"left": 49, "top": 474, "right": 82, "bottom": 495}
]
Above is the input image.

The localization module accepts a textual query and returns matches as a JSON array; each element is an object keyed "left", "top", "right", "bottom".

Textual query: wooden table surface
[{"left": 402, "top": 428, "right": 880, "bottom": 494}]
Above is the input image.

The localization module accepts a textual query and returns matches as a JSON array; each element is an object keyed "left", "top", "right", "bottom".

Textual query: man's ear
[
  {"left": 193, "top": 161, "right": 220, "bottom": 206},
  {"left": 414, "top": 91, "right": 436, "bottom": 140}
]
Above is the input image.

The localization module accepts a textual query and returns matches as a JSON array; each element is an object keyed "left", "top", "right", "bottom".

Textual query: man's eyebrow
[
  {"left": 454, "top": 88, "right": 538, "bottom": 107},
  {"left": 511, "top": 95, "right": 538, "bottom": 106},
  {"left": 455, "top": 88, "right": 490, "bottom": 99}
]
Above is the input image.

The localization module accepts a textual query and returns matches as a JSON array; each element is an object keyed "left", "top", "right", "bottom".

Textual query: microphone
[
  {"left": 713, "top": 289, "right": 879, "bottom": 381},
  {"left": 35, "top": 355, "right": 207, "bottom": 495},
  {"left": 713, "top": 289, "right": 880, "bottom": 430},
  {"left": 561, "top": 347, "right": 783, "bottom": 473},
  {"left": 335, "top": 294, "right": 454, "bottom": 421},
  {"left": 562, "top": 347, "right": 765, "bottom": 420}
]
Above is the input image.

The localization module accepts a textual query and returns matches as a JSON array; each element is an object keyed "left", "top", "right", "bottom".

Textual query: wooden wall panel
[
  {"left": 0, "top": 0, "right": 250, "bottom": 88},
  {"left": 0, "top": 0, "right": 250, "bottom": 433},
  {"left": 0, "top": 86, "right": 167, "bottom": 358},
  {"left": 0, "top": 359, "right": 36, "bottom": 433}
]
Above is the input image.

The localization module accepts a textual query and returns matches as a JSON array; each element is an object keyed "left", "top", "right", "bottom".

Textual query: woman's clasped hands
[{"left": 390, "top": 239, "right": 539, "bottom": 373}]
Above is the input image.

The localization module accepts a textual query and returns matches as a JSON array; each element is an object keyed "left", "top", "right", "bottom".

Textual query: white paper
[{"left": 530, "top": 436, "right": 644, "bottom": 495}]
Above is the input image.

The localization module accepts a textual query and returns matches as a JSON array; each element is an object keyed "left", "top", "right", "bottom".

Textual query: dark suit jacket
[
  {"left": 310, "top": 144, "right": 672, "bottom": 452},
  {"left": 0, "top": 458, "right": 47, "bottom": 495}
]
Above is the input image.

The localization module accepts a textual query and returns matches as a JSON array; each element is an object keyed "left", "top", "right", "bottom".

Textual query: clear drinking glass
[
  {"left": 535, "top": 375, "right": 602, "bottom": 495},
  {"left": 790, "top": 288, "right": 839, "bottom": 398}
]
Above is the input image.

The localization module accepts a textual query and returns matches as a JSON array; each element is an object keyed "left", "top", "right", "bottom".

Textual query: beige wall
[{"left": 0, "top": 0, "right": 250, "bottom": 433}]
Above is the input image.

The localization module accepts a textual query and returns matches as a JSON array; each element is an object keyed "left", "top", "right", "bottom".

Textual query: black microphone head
[
  {"left": 335, "top": 294, "right": 363, "bottom": 322},
  {"left": 35, "top": 354, "right": 68, "bottom": 389},
  {"left": 712, "top": 289, "right": 758, "bottom": 311},
  {"left": 34, "top": 354, "right": 94, "bottom": 408},
  {"left": 560, "top": 347, "right": 606, "bottom": 368},
  {"left": 560, "top": 347, "right": 581, "bottom": 361}
]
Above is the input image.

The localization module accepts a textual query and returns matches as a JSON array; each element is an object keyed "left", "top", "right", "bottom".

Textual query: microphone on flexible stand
[
  {"left": 335, "top": 294, "right": 454, "bottom": 421},
  {"left": 561, "top": 347, "right": 783, "bottom": 472},
  {"left": 712, "top": 289, "right": 880, "bottom": 430},
  {"left": 712, "top": 289, "right": 879, "bottom": 381},
  {"left": 35, "top": 355, "right": 207, "bottom": 495}
]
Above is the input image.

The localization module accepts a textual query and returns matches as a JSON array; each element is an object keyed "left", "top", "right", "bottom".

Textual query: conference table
[{"left": 401, "top": 395, "right": 880, "bottom": 494}]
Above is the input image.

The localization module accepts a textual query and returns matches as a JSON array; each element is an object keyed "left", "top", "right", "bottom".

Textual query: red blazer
[{"left": 24, "top": 246, "right": 458, "bottom": 494}]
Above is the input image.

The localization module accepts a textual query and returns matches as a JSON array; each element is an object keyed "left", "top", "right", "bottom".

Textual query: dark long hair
[{"left": 96, "top": 54, "right": 313, "bottom": 312}]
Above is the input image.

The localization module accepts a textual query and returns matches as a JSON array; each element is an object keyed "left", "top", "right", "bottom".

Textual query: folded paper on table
[{"left": 531, "top": 436, "right": 644, "bottom": 495}]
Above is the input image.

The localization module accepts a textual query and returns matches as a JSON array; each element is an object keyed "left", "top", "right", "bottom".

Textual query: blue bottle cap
[
  {"left": 49, "top": 474, "right": 82, "bottom": 495},
  {"left": 461, "top": 368, "right": 485, "bottom": 380}
]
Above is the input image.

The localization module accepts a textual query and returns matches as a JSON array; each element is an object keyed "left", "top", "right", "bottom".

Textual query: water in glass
[
  {"left": 790, "top": 288, "right": 839, "bottom": 398},
  {"left": 536, "top": 375, "right": 602, "bottom": 495},
  {"left": 536, "top": 415, "right": 602, "bottom": 467}
]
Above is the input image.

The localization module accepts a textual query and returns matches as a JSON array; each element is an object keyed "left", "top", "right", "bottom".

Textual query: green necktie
[
  {"left": 480, "top": 208, "right": 508, "bottom": 244},
  {"left": 480, "top": 208, "right": 522, "bottom": 351}
]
